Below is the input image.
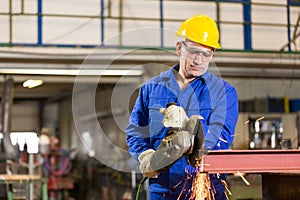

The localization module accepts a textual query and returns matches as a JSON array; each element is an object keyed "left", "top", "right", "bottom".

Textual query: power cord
[{"left": 135, "top": 177, "right": 148, "bottom": 200}]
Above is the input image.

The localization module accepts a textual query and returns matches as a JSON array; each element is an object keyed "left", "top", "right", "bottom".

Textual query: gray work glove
[
  {"left": 138, "top": 149, "right": 159, "bottom": 178},
  {"left": 150, "top": 130, "right": 193, "bottom": 171},
  {"left": 159, "top": 105, "right": 189, "bottom": 128}
]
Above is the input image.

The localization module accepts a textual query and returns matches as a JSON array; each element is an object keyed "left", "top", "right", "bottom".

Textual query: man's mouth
[{"left": 190, "top": 65, "right": 203, "bottom": 70}]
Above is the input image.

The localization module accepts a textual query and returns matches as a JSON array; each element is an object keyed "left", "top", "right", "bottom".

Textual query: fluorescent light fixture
[
  {"left": 0, "top": 69, "right": 143, "bottom": 76},
  {"left": 23, "top": 79, "right": 43, "bottom": 88}
]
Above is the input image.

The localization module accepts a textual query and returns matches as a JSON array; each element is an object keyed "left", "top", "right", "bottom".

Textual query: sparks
[
  {"left": 244, "top": 120, "right": 250, "bottom": 124},
  {"left": 218, "top": 137, "right": 228, "bottom": 143},
  {"left": 188, "top": 161, "right": 232, "bottom": 200},
  {"left": 237, "top": 171, "right": 250, "bottom": 186},
  {"left": 190, "top": 171, "right": 211, "bottom": 200},
  {"left": 256, "top": 116, "right": 265, "bottom": 122},
  {"left": 221, "top": 179, "right": 232, "bottom": 195}
]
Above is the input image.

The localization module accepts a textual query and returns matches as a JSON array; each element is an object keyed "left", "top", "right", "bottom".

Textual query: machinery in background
[
  {"left": 6, "top": 146, "right": 44, "bottom": 200},
  {"left": 40, "top": 132, "right": 73, "bottom": 200},
  {"left": 0, "top": 76, "right": 17, "bottom": 160},
  {"left": 3, "top": 131, "right": 46, "bottom": 200},
  {"left": 1, "top": 127, "right": 73, "bottom": 200},
  {"left": 248, "top": 117, "right": 284, "bottom": 149}
]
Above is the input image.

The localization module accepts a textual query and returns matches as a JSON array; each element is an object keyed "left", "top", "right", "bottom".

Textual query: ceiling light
[
  {"left": 23, "top": 79, "right": 43, "bottom": 88},
  {"left": 0, "top": 68, "right": 144, "bottom": 76}
]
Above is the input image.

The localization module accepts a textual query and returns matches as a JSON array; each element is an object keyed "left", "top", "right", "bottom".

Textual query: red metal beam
[{"left": 201, "top": 150, "right": 300, "bottom": 174}]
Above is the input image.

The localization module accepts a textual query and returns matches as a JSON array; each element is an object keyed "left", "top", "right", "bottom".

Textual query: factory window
[{"left": 289, "top": 0, "right": 300, "bottom": 6}]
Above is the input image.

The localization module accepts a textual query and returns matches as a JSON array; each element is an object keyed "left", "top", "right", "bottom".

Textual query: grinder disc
[{"left": 186, "top": 119, "right": 204, "bottom": 167}]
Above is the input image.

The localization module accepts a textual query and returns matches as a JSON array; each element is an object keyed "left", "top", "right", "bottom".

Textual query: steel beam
[{"left": 201, "top": 150, "right": 300, "bottom": 174}]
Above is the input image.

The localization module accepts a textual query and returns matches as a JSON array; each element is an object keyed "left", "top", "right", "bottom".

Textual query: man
[{"left": 126, "top": 14, "right": 238, "bottom": 199}]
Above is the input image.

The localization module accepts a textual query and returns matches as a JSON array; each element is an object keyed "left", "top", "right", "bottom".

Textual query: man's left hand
[{"left": 159, "top": 105, "right": 189, "bottom": 128}]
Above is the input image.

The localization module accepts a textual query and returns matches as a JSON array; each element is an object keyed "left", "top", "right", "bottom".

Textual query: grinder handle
[
  {"left": 159, "top": 102, "right": 177, "bottom": 115},
  {"left": 166, "top": 102, "right": 177, "bottom": 107}
]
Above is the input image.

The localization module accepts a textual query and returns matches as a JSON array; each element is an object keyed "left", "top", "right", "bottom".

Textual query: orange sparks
[
  {"left": 188, "top": 159, "right": 232, "bottom": 200},
  {"left": 189, "top": 160, "right": 212, "bottom": 200},
  {"left": 236, "top": 172, "right": 250, "bottom": 186},
  {"left": 190, "top": 171, "right": 211, "bottom": 200},
  {"left": 244, "top": 120, "right": 250, "bottom": 124},
  {"left": 256, "top": 116, "right": 265, "bottom": 122},
  {"left": 190, "top": 171, "right": 232, "bottom": 200},
  {"left": 221, "top": 179, "right": 232, "bottom": 196}
]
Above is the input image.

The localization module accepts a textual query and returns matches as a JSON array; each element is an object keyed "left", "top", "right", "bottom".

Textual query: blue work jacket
[{"left": 126, "top": 64, "right": 239, "bottom": 194}]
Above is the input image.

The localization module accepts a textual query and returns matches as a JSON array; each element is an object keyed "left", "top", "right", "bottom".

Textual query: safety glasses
[{"left": 181, "top": 41, "right": 214, "bottom": 61}]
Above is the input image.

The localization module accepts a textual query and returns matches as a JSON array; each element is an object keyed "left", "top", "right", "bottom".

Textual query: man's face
[{"left": 176, "top": 40, "right": 214, "bottom": 79}]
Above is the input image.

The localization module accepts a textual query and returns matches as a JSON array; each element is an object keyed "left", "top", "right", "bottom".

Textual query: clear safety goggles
[{"left": 181, "top": 41, "right": 214, "bottom": 61}]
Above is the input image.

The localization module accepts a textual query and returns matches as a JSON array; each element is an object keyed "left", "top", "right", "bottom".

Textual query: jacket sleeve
[
  {"left": 126, "top": 85, "right": 152, "bottom": 161},
  {"left": 203, "top": 84, "right": 239, "bottom": 150}
]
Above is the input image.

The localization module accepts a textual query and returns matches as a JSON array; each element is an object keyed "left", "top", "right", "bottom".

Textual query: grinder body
[{"left": 150, "top": 115, "right": 204, "bottom": 171}]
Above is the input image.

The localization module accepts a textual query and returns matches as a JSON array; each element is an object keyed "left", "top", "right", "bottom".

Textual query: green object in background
[
  {"left": 7, "top": 184, "right": 13, "bottom": 200},
  {"left": 42, "top": 180, "right": 48, "bottom": 200}
]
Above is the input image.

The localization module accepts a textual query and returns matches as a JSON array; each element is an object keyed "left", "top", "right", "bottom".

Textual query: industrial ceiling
[{"left": 0, "top": 47, "right": 300, "bottom": 100}]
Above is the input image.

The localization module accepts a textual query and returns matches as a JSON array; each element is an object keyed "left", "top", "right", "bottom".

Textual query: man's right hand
[{"left": 138, "top": 149, "right": 159, "bottom": 178}]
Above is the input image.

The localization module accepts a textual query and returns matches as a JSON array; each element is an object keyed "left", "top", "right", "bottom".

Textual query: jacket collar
[{"left": 160, "top": 63, "right": 209, "bottom": 84}]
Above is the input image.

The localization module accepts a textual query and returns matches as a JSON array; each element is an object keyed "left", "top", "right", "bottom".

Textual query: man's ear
[
  {"left": 176, "top": 41, "right": 182, "bottom": 56},
  {"left": 210, "top": 51, "right": 215, "bottom": 61}
]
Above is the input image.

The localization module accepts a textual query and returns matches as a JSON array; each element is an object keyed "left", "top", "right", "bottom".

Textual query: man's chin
[
  {"left": 190, "top": 69, "right": 206, "bottom": 77},
  {"left": 194, "top": 73, "right": 204, "bottom": 77}
]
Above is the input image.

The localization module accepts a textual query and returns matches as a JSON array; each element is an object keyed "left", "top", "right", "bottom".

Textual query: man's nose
[{"left": 193, "top": 54, "right": 204, "bottom": 65}]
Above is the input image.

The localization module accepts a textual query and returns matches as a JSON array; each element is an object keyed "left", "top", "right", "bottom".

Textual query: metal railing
[{"left": 0, "top": 0, "right": 299, "bottom": 53}]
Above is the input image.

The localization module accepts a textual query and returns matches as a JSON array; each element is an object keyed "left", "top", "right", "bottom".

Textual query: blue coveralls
[{"left": 126, "top": 64, "right": 239, "bottom": 199}]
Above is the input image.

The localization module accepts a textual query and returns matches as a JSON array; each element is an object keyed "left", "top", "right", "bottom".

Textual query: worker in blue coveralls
[{"left": 126, "top": 14, "right": 239, "bottom": 200}]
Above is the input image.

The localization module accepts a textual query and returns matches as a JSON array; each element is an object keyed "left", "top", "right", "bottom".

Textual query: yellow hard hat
[{"left": 176, "top": 14, "right": 221, "bottom": 49}]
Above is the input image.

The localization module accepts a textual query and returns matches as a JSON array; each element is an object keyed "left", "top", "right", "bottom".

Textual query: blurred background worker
[{"left": 126, "top": 14, "right": 239, "bottom": 200}]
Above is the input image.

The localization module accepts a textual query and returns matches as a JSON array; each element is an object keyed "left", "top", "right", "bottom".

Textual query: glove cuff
[
  {"left": 138, "top": 149, "right": 155, "bottom": 162},
  {"left": 138, "top": 149, "right": 158, "bottom": 178}
]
